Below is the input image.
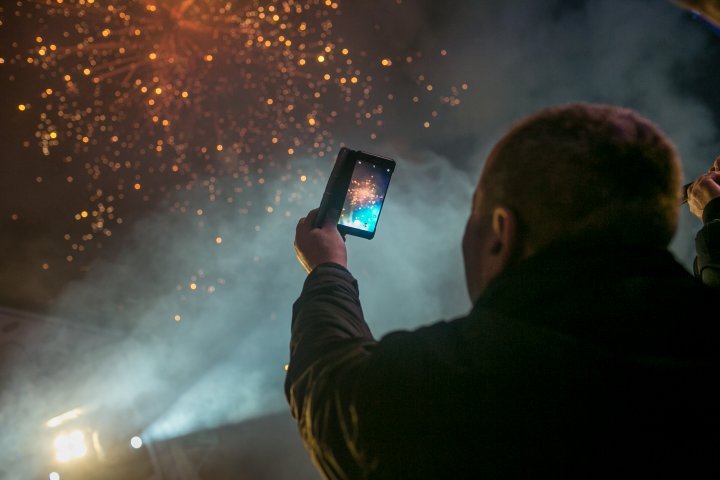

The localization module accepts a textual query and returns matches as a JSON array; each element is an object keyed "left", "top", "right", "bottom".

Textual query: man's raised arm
[{"left": 285, "top": 208, "right": 378, "bottom": 479}]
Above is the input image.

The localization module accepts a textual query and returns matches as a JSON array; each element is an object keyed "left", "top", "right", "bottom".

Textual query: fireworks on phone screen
[{"left": 339, "top": 161, "right": 390, "bottom": 232}]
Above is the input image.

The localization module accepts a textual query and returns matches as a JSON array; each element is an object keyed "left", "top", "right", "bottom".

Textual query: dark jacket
[
  {"left": 695, "top": 196, "right": 720, "bottom": 286},
  {"left": 285, "top": 242, "right": 719, "bottom": 479}
]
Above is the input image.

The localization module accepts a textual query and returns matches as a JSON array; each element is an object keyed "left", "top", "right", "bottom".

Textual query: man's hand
[
  {"left": 673, "top": 0, "right": 720, "bottom": 28},
  {"left": 295, "top": 208, "right": 347, "bottom": 273},
  {"left": 688, "top": 156, "right": 720, "bottom": 220}
]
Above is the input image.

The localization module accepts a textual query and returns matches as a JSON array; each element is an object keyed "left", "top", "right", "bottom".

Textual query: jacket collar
[{"left": 472, "top": 238, "right": 688, "bottom": 320}]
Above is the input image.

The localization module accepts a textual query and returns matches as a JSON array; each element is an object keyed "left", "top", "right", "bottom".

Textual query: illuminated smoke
[
  {"left": 1, "top": 0, "right": 718, "bottom": 477},
  {"left": 4, "top": 0, "right": 466, "bottom": 259}
]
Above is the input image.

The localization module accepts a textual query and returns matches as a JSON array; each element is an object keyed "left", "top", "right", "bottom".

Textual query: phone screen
[{"left": 338, "top": 158, "right": 392, "bottom": 234}]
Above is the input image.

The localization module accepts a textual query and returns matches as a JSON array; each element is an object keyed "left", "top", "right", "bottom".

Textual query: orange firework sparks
[{"left": 1, "top": 0, "right": 468, "bottom": 266}]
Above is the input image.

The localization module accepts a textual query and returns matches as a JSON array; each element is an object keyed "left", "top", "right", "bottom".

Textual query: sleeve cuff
[
  {"left": 308, "top": 262, "right": 351, "bottom": 277},
  {"left": 302, "top": 262, "right": 355, "bottom": 290},
  {"left": 702, "top": 196, "right": 720, "bottom": 224}
]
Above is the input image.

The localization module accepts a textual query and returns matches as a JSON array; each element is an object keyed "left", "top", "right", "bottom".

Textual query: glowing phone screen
[{"left": 338, "top": 159, "right": 392, "bottom": 233}]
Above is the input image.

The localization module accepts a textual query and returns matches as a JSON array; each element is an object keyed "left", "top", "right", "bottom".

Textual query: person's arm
[
  {"left": 288, "top": 208, "right": 461, "bottom": 479},
  {"left": 286, "top": 208, "right": 377, "bottom": 479},
  {"left": 687, "top": 157, "right": 720, "bottom": 286},
  {"left": 284, "top": 261, "right": 377, "bottom": 480}
]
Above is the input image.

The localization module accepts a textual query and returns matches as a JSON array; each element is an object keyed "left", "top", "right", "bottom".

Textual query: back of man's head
[{"left": 480, "top": 103, "right": 682, "bottom": 253}]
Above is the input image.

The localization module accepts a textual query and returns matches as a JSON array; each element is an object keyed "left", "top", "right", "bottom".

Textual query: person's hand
[
  {"left": 294, "top": 208, "right": 347, "bottom": 273},
  {"left": 673, "top": 0, "right": 720, "bottom": 28},
  {"left": 688, "top": 156, "right": 720, "bottom": 220}
]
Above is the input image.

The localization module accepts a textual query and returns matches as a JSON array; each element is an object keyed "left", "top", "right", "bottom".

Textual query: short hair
[{"left": 480, "top": 103, "right": 682, "bottom": 250}]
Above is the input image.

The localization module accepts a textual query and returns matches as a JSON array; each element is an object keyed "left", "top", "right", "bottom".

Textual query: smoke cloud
[{"left": 2, "top": 0, "right": 718, "bottom": 477}]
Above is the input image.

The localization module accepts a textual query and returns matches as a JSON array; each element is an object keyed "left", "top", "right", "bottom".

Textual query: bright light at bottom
[
  {"left": 53, "top": 430, "right": 88, "bottom": 462},
  {"left": 49, "top": 473, "right": 60, "bottom": 480},
  {"left": 130, "top": 436, "right": 143, "bottom": 449}
]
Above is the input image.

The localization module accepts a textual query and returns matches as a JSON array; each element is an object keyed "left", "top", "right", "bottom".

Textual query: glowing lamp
[{"left": 53, "top": 430, "right": 88, "bottom": 463}]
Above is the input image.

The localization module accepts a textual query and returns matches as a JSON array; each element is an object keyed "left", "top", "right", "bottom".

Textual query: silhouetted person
[{"left": 287, "top": 103, "right": 720, "bottom": 479}]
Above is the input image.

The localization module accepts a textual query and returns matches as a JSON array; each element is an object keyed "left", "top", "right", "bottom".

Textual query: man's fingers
[
  {"left": 698, "top": 171, "right": 720, "bottom": 185},
  {"left": 296, "top": 216, "right": 307, "bottom": 235},
  {"left": 712, "top": 155, "right": 720, "bottom": 172},
  {"left": 305, "top": 208, "right": 320, "bottom": 225},
  {"left": 323, "top": 208, "right": 341, "bottom": 229},
  {"left": 296, "top": 209, "right": 320, "bottom": 233}
]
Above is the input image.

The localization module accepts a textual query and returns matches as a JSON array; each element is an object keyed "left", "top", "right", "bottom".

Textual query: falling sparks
[{"left": 2, "top": 0, "right": 469, "bottom": 301}]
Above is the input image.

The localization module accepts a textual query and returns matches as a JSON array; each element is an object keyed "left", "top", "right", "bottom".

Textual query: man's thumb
[{"left": 324, "top": 208, "right": 341, "bottom": 227}]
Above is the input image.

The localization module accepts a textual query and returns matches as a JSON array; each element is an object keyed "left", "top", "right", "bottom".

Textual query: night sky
[
  {"left": 1, "top": 0, "right": 719, "bottom": 477},
  {"left": 0, "top": 0, "right": 472, "bottom": 314}
]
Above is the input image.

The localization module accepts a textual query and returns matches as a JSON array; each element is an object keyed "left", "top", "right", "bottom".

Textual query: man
[{"left": 286, "top": 103, "right": 720, "bottom": 479}]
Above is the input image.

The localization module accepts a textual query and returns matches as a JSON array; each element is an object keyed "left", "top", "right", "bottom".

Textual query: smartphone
[{"left": 314, "top": 148, "right": 396, "bottom": 239}]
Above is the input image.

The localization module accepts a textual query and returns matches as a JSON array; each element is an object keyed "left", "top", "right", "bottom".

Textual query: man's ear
[{"left": 490, "top": 207, "right": 519, "bottom": 268}]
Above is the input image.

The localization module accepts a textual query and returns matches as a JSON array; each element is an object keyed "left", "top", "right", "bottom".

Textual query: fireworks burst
[
  {"left": 1, "top": 0, "right": 468, "bottom": 275},
  {"left": 349, "top": 177, "right": 379, "bottom": 207}
]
